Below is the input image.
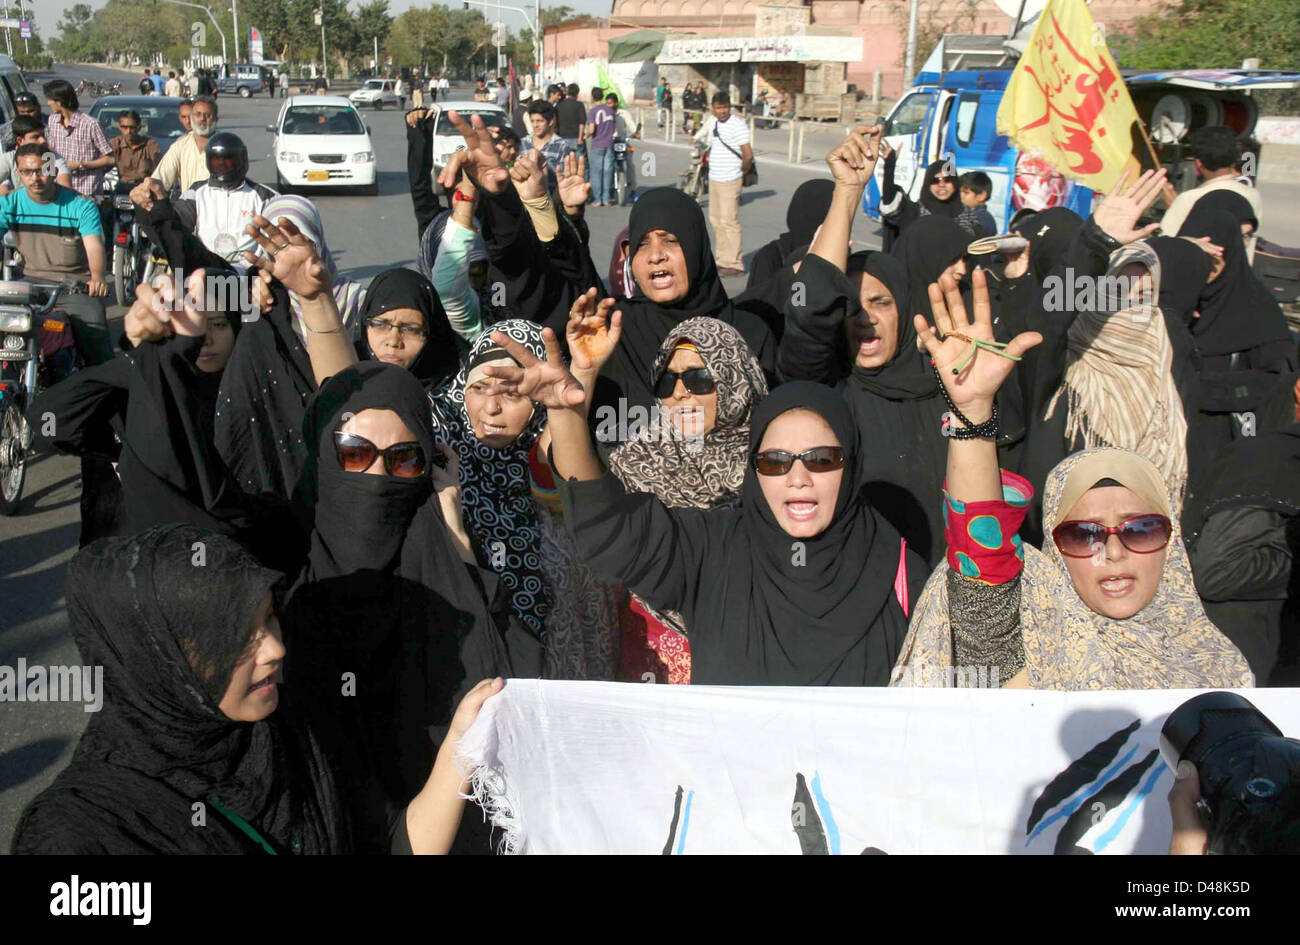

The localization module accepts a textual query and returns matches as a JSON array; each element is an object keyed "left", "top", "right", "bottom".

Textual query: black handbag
[{"left": 712, "top": 122, "right": 757, "bottom": 187}]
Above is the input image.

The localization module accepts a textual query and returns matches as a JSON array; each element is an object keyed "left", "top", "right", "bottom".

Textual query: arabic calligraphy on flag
[{"left": 996, "top": 0, "right": 1143, "bottom": 191}]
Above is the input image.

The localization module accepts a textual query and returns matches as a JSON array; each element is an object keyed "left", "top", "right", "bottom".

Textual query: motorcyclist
[{"left": 135, "top": 132, "right": 277, "bottom": 273}]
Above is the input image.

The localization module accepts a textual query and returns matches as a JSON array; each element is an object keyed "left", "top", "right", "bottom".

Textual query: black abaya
[
  {"left": 13, "top": 526, "right": 349, "bottom": 855},
  {"left": 559, "top": 381, "right": 926, "bottom": 685}
]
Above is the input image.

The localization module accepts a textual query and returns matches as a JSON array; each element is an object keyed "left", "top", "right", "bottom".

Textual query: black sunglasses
[
  {"left": 333, "top": 431, "right": 428, "bottom": 478},
  {"left": 654, "top": 366, "right": 715, "bottom": 399},
  {"left": 751, "top": 446, "right": 846, "bottom": 477}
]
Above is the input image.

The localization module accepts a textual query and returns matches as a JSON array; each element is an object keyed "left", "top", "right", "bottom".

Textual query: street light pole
[
  {"left": 160, "top": 0, "right": 228, "bottom": 64},
  {"left": 315, "top": 8, "right": 329, "bottom": 82},
  {"left": 903, "top": 0, "right": 919, "bottom": 88},
  {"left": 232, "top": 0, "right": 241, "bottom": 61}
]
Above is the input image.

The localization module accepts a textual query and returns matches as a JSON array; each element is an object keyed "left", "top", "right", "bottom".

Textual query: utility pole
[
  {"left": 232, "top": 0, "right": 241, "bottom": 61},
  {"left": 315, "top": 7, "right": 328, "bottom": 81},
  {"left": 903, "top": 0, "right": 919, "bottom": 89}
]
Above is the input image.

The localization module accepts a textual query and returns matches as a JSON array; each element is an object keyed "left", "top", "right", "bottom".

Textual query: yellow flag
[{"left": 996, "top": 0, "right": 1143, "bottom": 192}]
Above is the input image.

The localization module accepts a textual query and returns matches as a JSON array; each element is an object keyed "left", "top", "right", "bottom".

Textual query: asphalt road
[{"left": 3, "top": 62, "right": 1300, "bottom": 850}]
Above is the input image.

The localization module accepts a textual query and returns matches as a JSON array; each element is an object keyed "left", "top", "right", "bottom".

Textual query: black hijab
[
  {"left": 1178, "top": 205, "right": 1291, "bottom": 358},
  {"left": 216, "top": 281, "right": 317, "bottom": 504},
  {"left": 1014, "top": 206, "right": 1085, "bottom": 284},
  {"left": 1193, "top": 189, "right": 1258, "bottom": 233},
  {"left": 1184, "top": 425, "right": 1300, "bottom": 546},
  {"left": 889, "top": 214, "right": 969, "bottom": 323},
  {"left": 286, "top": 362, "right": 538, "bottom": 807},
  {"left": 726, "top": 381, "right": 914, "bottom": 684},
  {"left": 357, "top": 267, "right": 460, "bottom": 389},
  {"left": 845, "top": 250, "right": 937, "bottom": 400},
  {"left": 592, "top": 187, "right": 774, "bottom": 430},
  {"left": 13, "top": 526, "right": 347, "bottom": 854},
  {"left": 918, "top": 159, "right": 962, "bottom": 217},
  {"left": 781, "top": 179, "right": 836, "bottom": 255}
]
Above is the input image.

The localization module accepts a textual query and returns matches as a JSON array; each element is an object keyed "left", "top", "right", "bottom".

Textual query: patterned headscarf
[
  {"left": 1044, "top": 242, "right": 1189, "bottom": 507},
  {"left": 608, "top": 317, "right": 768, "bottom": 510},
  {"left": 893, "top": 448, "right": 1253, "bottom": 690},
  {"left": 428, "top": 320, "right": 550, "bottom": 637},
  {"left": 259, "top": 194, "right": 366, "bottom": 331}
]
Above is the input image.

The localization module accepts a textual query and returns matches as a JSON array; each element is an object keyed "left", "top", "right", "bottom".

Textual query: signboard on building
[
  {"left": 657, "top": 35, "right": 862, "bottom": 65},
  {"left": 249, "top": 27, "right": 264, "bottom": 64}
]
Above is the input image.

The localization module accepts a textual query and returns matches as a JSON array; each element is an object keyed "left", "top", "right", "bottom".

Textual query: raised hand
[
  {"left": 125, "top": 269, "right": 209, "bottom": 345},
  {"left": 913, "top": 268, "right": 1042, "bottom": 417},
  {"left": 129, "top": 178, "right": 167, "bottom": 211},
  {"left": 481, "top": 327, "right": 586, "bottom": 411},
  {"left": 566, "top": 288, "right": 623, "bottom": 372},
  {"left": 1002, "top": 238, "right": 1031, "bottom": 280},
  {"left": 1092, "top": 167, "right": 1167, "bottom": 245},
  {"left": 557, "top": 151, "right": 591, "bottom": 211},
  {"left": 242, "top": 215, "right": 330, "bottom": 300},
  {"left": 436, "top": 110, "right": 508, "bottom": 194},
  {"left": 826, "top": 124, "right": 882, "bottom": 189},
  {"left": 509, "top": 148, "right": 548, "bottom": 201}
]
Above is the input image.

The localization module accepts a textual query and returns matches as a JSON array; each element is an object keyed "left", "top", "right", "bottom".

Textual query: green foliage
[
  {"left": 14, "top": 53, "right": 54, "bottom": 71},
  {"left": 1110, "top": 0, "right": 1300, "bottom": 72}
]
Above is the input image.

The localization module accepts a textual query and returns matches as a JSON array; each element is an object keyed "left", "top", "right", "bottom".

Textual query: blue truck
[{"left": 865, "top": 63, "right": 1300, "bottom": 233}]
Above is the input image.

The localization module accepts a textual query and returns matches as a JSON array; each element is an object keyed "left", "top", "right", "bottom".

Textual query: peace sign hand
[
  {"left": 439, "top": 110, "right": 509, "bottom": 194},
  {"left": 481, "top": 328, "right": 587, "bottom": 412},
  {"left": 913, "top": 268, "right": 1042, "bottom": 417}
]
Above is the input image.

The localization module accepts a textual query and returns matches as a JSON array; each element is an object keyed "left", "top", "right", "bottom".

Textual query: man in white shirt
[
  {"left": 695, "top": 91, "right": 752, "bottom": 275},
  {"left": 1161, "top": 125, "right": 1263, "bottom": 262},
  {"left": 164, "top": 71, "right": 183, "bottom": 97}
]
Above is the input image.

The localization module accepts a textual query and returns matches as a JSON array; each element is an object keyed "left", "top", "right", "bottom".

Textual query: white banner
[
  {"left": 458, "top": 680, "right": 1300, "bottom": 854},
  {"left": 656, "top": 34, "right": 863, "bottom": 65}
]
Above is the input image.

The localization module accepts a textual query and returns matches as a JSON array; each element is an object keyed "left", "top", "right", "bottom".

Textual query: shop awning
[{"left": 608, "top": 30, "right": 666, "bottom": 63}]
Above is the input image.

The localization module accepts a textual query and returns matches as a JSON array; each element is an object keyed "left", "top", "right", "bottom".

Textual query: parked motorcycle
[
  {"left": 678, "top": 138, "right": 709, "bottom": 202},
  {"left": 0, "top": 277, "right": 77, "bottom": 515}
]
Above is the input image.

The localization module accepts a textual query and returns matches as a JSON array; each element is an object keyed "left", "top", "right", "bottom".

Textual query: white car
[
  {"left": 429, "top": 101, "right": 510, "bottom": 195},
  {"left": 268, "top": 96, "right": 378, "bottom": 196},
  {"left": 350, "top": 78, "right": 399, "bottom": 110}
]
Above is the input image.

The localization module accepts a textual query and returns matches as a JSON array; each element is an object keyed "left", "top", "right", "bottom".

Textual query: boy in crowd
[{"left": 957, "top": 170, "right": 997, "bottom": 237}]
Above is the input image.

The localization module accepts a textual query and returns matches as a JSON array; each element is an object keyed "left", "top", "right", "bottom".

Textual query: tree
[
  {"left": 89, "top": 0, "right": 187, "bottom": 63},
  {"left": 540, "top": 6, "right": 575, "bottom": 28},
  {"left": 237, "top": 0, "right": 292, "bottom": 60},
  {"left": 51, "top": 3, "right": 97, "bottom": 61},
  {"left": 889, "top": 0, "right": 979, "bottom": 74},
  {"left": 1111, "top": 0, "right": 1300, "bottom": 71},
  {"left": 355, "top": 0, "right": 393, "bottom": 61}
]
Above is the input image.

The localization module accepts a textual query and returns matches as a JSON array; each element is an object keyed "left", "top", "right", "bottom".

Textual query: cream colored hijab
[
  {"left": 1044, "top": 243, "right": 1189, "bottom": 510},
  {"left": 892, "top": 448, "right": 1253, "bottom": 690}
]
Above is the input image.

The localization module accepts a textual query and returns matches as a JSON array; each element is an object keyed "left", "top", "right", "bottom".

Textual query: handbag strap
[{"left": 711, "top": 119, "right": 745, "bottom": 162}]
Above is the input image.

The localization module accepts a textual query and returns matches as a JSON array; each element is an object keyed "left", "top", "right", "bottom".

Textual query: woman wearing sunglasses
[
  {"left": 483, "top": 309, "right": 927, "bottom": 687},
  {"left": 607, "top": 317, "right": 769, "bottom": 683},
  {"left": 284, "top": 358, "right": 541, "bottom": 823},
  {"left": 892, "top": 270, "right": 1251, "bottom": 690}
]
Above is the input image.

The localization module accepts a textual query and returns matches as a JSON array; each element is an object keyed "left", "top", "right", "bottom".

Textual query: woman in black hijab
[
  {"left": 13, "top": 525, "right": 349, "bottom": 854},
  {"left": 878, "top": 151, "right": 962, "bottom": 251},
  {"left": 356, "top": 267, "right": 461, "bottom": 388},
  {"left": 588, "top": 187, "right": 780, "bottom": 429},
  {"left": 1177, "top": 204, "right": 1294, "bottom": 375},
  {"left": 889, "top": 214, "right": 969, "bottom": 325},
  {"left": 746, "top": 179, "right": 835, "bottom": 289},
  {"left": 486, "top": 322, "right": 926, "bottom": 685},
  {"left": 779, "top": 250, "right": 949, "bottom": 563},
  {"left": 25, "top": 269, "right": 297, "bottom": 567},
  {"left": 283, "top": 360, "right": 540, "bottom": 814},
  {"left": 1013, "top": 207, "right": 1086, "bottom": 285}
]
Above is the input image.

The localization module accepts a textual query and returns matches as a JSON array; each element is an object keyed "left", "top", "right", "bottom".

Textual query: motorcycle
[
  {"left": 0, "top": 277, "right": 78, "bottom": 515},
  {"left": 612, "top": 135, "right": 634, "bottom": 207},
  {"left": 102, "top": 170, "right": 157, "bottom": 307},
  {"left": 678, "top": 138, "right": 709, "bottom": 202}
]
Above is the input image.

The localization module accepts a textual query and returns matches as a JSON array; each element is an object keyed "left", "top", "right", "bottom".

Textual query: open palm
[
  {"left": 243, "top": 216, "right": 329, "bottom": 298},
  {"left": 914, "top": 269, "right": 1041, "bottom": 413},
  {"left": 444, "top": 110, "right": 509, "bottom": 194},
  {"left": 566, "top": 289, "right": 623, "bottom": 372}
]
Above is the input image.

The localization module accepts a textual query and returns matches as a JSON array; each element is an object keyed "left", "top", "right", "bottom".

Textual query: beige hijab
[
  {"left": 1044, "top": 243, "right": 1189, "bottom": 509},
  {"left": 892, "top": 448, "right": 1253, "bottom": 690}
]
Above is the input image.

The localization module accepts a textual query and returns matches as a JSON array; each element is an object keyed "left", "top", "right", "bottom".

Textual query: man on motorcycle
[
  {"left": 0, "top": 91, "right": 43, "bottom": 151},
  {"left": 137, "top": 133, "right": 276, "bottom": 272},
  {"left": 0, "top": 117, "right": 73, "bottom": 192},
  {"left": 134, "top": 94, "right": 218, "bottom": 198},
  {"left": 110, "top": 111, "right": 161, "bottom": 188},
  {"left": 0, "top": 144, "right": 112, "bottom": 365}
]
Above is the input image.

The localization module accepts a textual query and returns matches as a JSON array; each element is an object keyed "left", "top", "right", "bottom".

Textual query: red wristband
[{"left": 452, "top": 189, "right": 474, "bottom": 204}]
